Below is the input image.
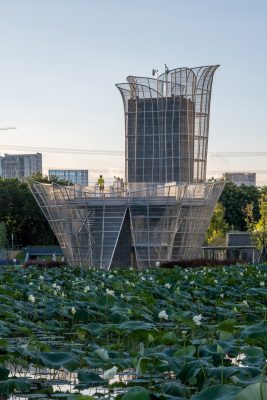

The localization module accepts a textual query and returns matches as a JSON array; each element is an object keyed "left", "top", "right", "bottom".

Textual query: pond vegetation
[{"left": 0, "top": 264, "right": 266, "bottom": 399}]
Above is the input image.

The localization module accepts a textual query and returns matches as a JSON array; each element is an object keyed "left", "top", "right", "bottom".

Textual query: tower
[
  {"left": 29, "top": 65, "right": 223, "bottom": 269},
  {"left": 116, "top": 65, "right": 219, "bottom": 186}
]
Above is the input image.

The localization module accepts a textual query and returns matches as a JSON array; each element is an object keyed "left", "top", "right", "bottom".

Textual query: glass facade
[{"left": 48, "top": 169, "right": 89, "bottom": 186}]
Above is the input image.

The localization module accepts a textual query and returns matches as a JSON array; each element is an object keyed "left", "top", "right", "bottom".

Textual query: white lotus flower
[
  {"left": 260, "top": 281, "right": 265, "bottom": 286},
  {"left": 164, "top": 283, "right": 171, "bottom": 289},
  {"left": 39, "top": 275, "right": 44, "bottom": 280},
  {"left": 95, "top": 348, "right": 109, "bottom": 360},
  {"left": 106, "top": 288, "right": 115, "bottom": 296},
  {"left": 71, "top": 306, "right": 76, "bottom": 315},
  {"left": 193, "top": 314, "right": 202, "bottom": 326},
  {"left": 158, "top": 310, "right": 168, "bottom": 320},
  {"left": 29, "top": 282, "right": 33, "bottom": 286},
  {"left": 214, "top": 279, "right": 218, "bottom": 284},
  {"left": 103, "top": 366, "right": 118, "bottom": 380},
  {"left": 28, "top": 294, "right": 35, "bottom": 303},
  {"left": 220, "top": 293, "right": 224, "bottom": 298},
  {"left": 141, "top": 276, "right": 146, "bottom": 281},
  {"left": 84, "top": 285, "right": 90, "bottom": 293},
  {"left": 243, "top": 300, "right": 248, "bottom": 306},
  {"left": 108, "top": 274, "right": 114, "bottom": 279}
]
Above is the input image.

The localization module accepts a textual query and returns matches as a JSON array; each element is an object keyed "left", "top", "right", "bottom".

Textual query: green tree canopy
[
  {"left": 30, "top": 173, "right": 73, "bottom": 186},
  {"left": 205, "top": 203, "right": 229, "bottom": 245},
  {"left": 219, "top": 182, "right": 260, "bottom": 231},
  {"left": 0, "top": 178, "right": 57, "bottom": 247},
  {"left": 244, "top": 193, "right": 267, "bottom": 261}
]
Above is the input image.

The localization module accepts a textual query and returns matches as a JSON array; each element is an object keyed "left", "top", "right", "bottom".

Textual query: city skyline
[{"left": 0, "top": 0, "right": 267, "bottom": 184}]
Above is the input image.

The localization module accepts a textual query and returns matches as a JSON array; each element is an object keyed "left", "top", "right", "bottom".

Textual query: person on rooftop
[{"left": 98, "top": 175, "right": 105, "bottom": 196}]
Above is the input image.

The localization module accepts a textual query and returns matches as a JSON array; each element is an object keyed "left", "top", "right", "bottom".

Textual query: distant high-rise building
[
  {"left": 223, "top": 172, "right": 256, "bottom": 186},
  {"left": 48, "top": 169, "right": 89, "bottom": 186},
  {"left": 0, "top": 153, "right": 42, "bottom": 179}
]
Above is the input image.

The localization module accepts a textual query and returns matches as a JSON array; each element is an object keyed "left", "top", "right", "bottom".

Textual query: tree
[
  {"left": 0, "top": 222, "right": 7, "bottom": 248},
  {"left": 30, "top": 173, "right": 73, "bottom": 186},
  {"left": 244, "top": 194, "right": 267, "bottom": 261},
  {"left": 0, "top": 178, "right": 58, "bottom": 247},
  {"left": 205, "top": 203, "right": 229, "bottom": 245},
  {"left": 219, "top": 182, "right": 260, "bottom": 231}
]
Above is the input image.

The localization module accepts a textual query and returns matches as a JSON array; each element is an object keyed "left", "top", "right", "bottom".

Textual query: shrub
[
  {"left": 23, "top": 259, "right": 67, "bottom": 268},
  {"left": 160, "top": 258, "right": 246, "bottom": 268}
]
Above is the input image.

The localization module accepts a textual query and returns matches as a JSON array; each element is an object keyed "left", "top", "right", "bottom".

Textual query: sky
[{"left": 0, "top": 0, "right": 267, "bottom": 184}]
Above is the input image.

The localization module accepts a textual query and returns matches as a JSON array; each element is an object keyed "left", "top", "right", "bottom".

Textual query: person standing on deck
[{"left": 98, "top": 175, "right": 105, "bottom": 197}]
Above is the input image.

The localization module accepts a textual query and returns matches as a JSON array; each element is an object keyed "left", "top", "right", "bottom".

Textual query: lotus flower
[
  {"left": 71, "top": 306, "right": 76, "bottom": 315},
  {"left": 103, "top": 366, "right": 118, "bottom": 380},
  {"left": 28, "top": 294, "right": 35, "bottom": 303},
  {"left": 193, "top": 314, "right": 202, "bottom": 326},
  {"left": 158, "top": 310, "right": 168, "bottom": 320}
]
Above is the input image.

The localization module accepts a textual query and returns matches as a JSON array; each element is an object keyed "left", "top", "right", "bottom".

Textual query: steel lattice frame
[
  {"left": 116, "top": 65, "right": 219, "bottom": 185},
  {"left": 30, "top": 65, "right": 222, "bottom": 268},
  {"left": 29, "top": 181, "right": 224, "bottom": 269}
]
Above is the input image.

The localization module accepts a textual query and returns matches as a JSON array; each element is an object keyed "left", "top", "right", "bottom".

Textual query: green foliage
[
  {"left": 0, "top": 178, "right": 57, "bottom": 246},
  {"left": 244, "top": 194, "right": 267, "bottom": 260},
  {"left": 0, "top": 378, "right": 30, "bottom": 395},
  {"left": 0, "top": 221, "right": 7, "bottom": 248},
  {"left": 122, "top": 387, "right": 151, "bottom": 400},
  {"left": 206, "top": 203, "right": 229, "bottom": 245},
  {"left": 235, "top": 383, "right": 267, "bottom": 400},
  {"left": 0, "top": 264, "right": 266, "bottom": 398},
  {"left": 31, "top": 172, "right": 73, "bottom": 186},
  {"left": 219, "top": 182, "right": 260, "bottom": 231},
  {"left": 191, "top": 384, "right": 240, "bottom": 399}
]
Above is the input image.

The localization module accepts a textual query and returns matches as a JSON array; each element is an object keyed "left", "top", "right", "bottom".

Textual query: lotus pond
[{"left": 0, "top": 264, "right": 266, "bottom": 400}]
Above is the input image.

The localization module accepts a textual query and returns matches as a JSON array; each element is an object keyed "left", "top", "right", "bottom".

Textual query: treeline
[
  {"left": 206, "top": 182, "right": 267, "bottom": 245},
  {"left": 0, "top": 178, "right": 266, "bottom": 248},
  {"left": 0, "top": 174, "right": 71, "bottom": 248}
]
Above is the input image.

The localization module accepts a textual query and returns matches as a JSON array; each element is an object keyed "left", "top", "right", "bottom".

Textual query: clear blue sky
[{"left": 0, "top": 0, "right": 266, "bottom": 183}]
